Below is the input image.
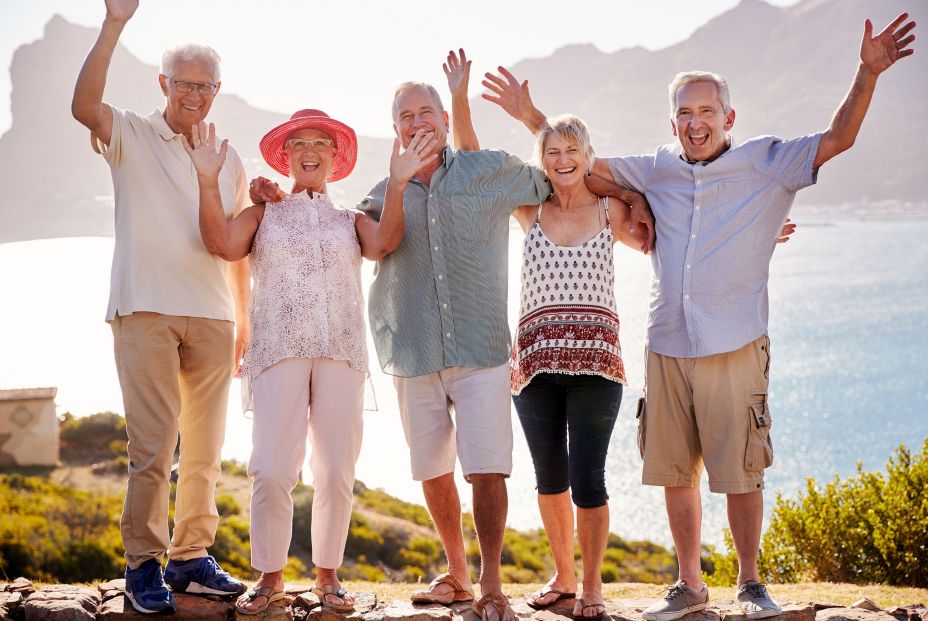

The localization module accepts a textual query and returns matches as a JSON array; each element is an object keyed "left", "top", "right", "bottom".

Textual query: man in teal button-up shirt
[{"left": 359, "top": 81, "right": 549, "bottom": 620}]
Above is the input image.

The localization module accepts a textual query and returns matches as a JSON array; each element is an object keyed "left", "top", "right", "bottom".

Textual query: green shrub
[
  {"left": 215, "top": 494, "right": 242, "bottom": 517},
  {"left": 759, "top": 439, "right": 928, "bottom": 586}
]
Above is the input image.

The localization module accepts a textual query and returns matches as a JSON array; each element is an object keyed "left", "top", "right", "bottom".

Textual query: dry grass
[{"left": 333, "top": 582, "right": 927, "bottom": 608}]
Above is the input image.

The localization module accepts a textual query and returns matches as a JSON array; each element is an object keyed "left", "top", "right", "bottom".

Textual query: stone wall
[{"left": 0, "top": 387, "right": 59, "bottom": 467}]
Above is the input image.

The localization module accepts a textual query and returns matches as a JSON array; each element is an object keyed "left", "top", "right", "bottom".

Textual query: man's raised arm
[
  {"left": 71, "top": 0, "right": 138, "bottom": 146},
  {"left": 814, "top": 12, "right": 916, "bottom": 169},
  {"left": 445, "top": 48, "right": 480, "bottom": 151}
]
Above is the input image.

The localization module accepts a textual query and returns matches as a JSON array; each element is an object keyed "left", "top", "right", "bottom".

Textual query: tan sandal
[
  {"left": 235, "top": 586, "right": 285, "bottom": 615},
  {"left": 474, "top": 592, "right": 512, "bottom": 621},
  {"left": 312, "top": 584, "right": 355, "bottom": 614},
  {"left": 410, "top": 573, "right": 475, "bottom": 605}
]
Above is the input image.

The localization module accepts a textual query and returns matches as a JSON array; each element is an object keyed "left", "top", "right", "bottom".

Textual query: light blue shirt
[
  {"left": 608, "top": 133, "right": 823, "bottom": 358},
  {"left": 359, "top": 147, "right": 550, "bottom": 377}
]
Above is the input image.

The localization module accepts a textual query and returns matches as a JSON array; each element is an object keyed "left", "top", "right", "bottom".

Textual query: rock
[
  {"left": 23, "top": 585, "right": 100, "bottom": 621},
  {"left": 852, "top": 601, "right": 884, "bottom": 613},
  {"left": 722, "top": 602, "right": 816, "bottom": 621},
  {"left": 886, "top": 606, "right": 928, "bottom": 621},
  {"left": 0, "top": 591, "right": 23, "bottom": 621},
  {"left": 233, "top": 601, "right": 293, "bottom": 621},
  {"left": 6, "top": 579, "right": 35, "bottom": 597},
  {"left": 817, "top": 609, "right": 899, "bottom": 621},
  {"left": 97, "top": 592, "right": 231, "bottom": 621},
  {"left": 382, "top": 600, "right": 454, "bottom": 621},
  {"left": 286, "top": 585, "right": 317, "bottom": 597}
]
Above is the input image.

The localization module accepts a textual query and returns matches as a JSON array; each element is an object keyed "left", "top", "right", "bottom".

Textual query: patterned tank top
[
  {"left": 510, "top": 197, "right": 626, "bottom": 394},
  {"left": 242, "top": 191, "right": 368, "bottom": 411}
]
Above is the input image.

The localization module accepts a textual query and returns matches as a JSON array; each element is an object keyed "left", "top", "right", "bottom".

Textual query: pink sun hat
[{"left": 258, "top": 109, "right": 358, "bottom": 182}]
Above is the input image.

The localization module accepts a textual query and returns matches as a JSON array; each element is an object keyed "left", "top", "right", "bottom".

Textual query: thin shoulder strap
[
  {"left": 602, "top": 196, "right": 611, "bottom": 225},
  {"left": 534, "top": 202, "right": 544, "bottom": 225}
]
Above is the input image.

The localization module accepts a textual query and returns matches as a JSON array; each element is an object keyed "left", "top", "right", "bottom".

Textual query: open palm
[
  {"left": 860, "top": 13, "right": 916, "bottom": 74},
  {"left": 105, "top": 0, "right": 138, "bottom": 22}
]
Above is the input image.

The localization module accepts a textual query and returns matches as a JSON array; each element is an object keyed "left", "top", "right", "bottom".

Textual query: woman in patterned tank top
[
  {"left": 185, "top": 112, "right": 436, "bottom": 615},
  {"left": 509, "top": 116, "right": 651, "bottom": 619}
]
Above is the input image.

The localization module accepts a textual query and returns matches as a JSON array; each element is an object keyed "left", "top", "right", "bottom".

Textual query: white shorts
[{"left": 394, "top": 364, "right": 513, "bottom": 481}]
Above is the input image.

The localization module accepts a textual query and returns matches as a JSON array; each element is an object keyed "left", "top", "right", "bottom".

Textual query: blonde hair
[
  {"left": 668, "top": 71, "right": 732, "bottom": 115},
  {"left": 532, "top": 114, "right": 595, "bottom": 169}
]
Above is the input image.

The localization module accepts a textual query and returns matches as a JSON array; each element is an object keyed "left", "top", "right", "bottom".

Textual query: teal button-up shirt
[{"left": 358, "top": 147, "right": 550, "bottom": 377}]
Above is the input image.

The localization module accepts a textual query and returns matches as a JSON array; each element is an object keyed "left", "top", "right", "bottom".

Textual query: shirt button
[
  {"left": 446, "top": 332, "right": 451, "bottom": 338},
  {"left": 684, "top": 294, "right": 690, "bottom": 299},
  {"left": 433, "top": 246, "right": 439, "bottom": 251},
  {"left": 695, "top": 205, "right": 701, "bottom": 210},
  {"left": 696, "top": 179, "right": 701, "bottom": 185},
  {"left": 442, "top": 303, "right": 448, "bottom": 309},
  {"left": 686, "top": 264, "right": 691, "bottom": 269},
  {"left": 431, "top": 218, "right": 437, "bottom": 223},
  {"left": 691, "top": 234, "right": 696, "bottom": 239},
  {"left": 438, "top": 275, "right": 444, "bottom": 280}
]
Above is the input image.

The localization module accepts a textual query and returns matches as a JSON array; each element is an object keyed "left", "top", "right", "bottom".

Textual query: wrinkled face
[
  {"left": 671, "top": 81, "right": 735, "bottom": 163},
  {"left": 392, "top": 86, "right": 448, "bottom": 155},
  {"left": 542, "top": 133, "right": 588, "bottom": 190},
  {"left": 285, "top": 128, "right": 335, "bottom": 192},
  {"left": 158, "top": 59, "right": 219, "bottom": 135}
]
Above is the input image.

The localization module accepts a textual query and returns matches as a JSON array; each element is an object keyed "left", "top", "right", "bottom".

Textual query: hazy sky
[{"left": 3, "top": 0, "right": 799, "bottom": 137}]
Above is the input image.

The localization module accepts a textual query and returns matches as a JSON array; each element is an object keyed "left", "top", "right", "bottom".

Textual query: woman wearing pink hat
[{"left": 184, "top": 111, "right": 436, "bottom": 614}]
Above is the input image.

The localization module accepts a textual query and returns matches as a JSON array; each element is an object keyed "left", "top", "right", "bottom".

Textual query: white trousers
[{"left": 248, "top": 357, "right": 364, "bottom": 571}]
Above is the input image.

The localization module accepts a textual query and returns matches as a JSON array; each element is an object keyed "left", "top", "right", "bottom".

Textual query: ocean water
[{"left": 1, "top": 204, "right": 926, "bottom": 548}]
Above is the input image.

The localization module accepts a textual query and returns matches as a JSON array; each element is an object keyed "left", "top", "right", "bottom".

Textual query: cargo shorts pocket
[
  {"left": 636, "top": 396, "right": 647, "bottom": 460},
  {"left": 744, "top": 392, "right": 773, "bottom": 471}
]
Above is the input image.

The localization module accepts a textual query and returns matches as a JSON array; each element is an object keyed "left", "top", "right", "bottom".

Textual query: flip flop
[
  {"left": 526, "top": 587, "right": 577, "bottom": 610},
  {"left": 474, "top": 592, "right": 512, "bottom": 621},
  {"left": 573, "top": 599, "right": 606, "bottom": 621},
  {"left": 411, "top": 573, "right": 475, "bottom": 605},
  {"left": 313, "top": 584, "right": 355, "bottom": 613},
  {"left": 235, "top": 586, "right": 285, "bottom": 615}
]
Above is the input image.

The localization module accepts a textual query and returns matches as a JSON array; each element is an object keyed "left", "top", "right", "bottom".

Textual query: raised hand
[
  {"left": 182, "top": 121, "right": 228, "bottom": 180},
  {"left": 390, "top": 129, "right": 439, "bottom": 184},
  {"left": 482, "top": 67, "right": 536, "bottom": 123},
  {"left": 104, "top": 0, "right": 138, "bottom": 23},
  {"left": 444, "top": 48, "right": 472, "bottom": 99},
  {"left": 249, "top": 176, "right": 284, "bottom": 204},
  {"left": 860, "top": 13, "right": 916, "bottom": 75}
]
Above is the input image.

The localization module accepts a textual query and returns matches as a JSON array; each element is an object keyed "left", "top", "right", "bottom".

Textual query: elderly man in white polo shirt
[
  {"left": 72, "top": 0, "right": 248, "bottom": 614},
  {"left": 482, "top": 10, "right": 916, "bottom": 621}
]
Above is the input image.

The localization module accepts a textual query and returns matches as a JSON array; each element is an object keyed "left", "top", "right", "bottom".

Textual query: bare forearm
[
  {"left": 523, "top": 108, "right": 547, "bottom": 135},
  {"left": 452, "top": 92, "right": 480, "bottom": 151},
  {"left": 376, "top": 179, "right": 408, "bottom": 254},
  {"left": 815, "top": 63, "right": 878, "bottom": 167},
  {"left": 197, "top": 176, "right": 236, "bottom": 258},
  {"left": 72, "top": 18, "right": 124, "bottom": 124},
  {"left": 228, "top": 257, "right": 251, "bottom": 325}
]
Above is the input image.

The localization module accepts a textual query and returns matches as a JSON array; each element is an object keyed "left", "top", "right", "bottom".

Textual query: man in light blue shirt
[{"left": 483, "top": 11, "right": 916, "bottom": 620}]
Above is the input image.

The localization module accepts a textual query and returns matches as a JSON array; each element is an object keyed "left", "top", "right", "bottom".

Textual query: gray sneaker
[
  {"left": 737, "top": 582, "right": 781, "bottom": 619},
  {"left": 642, "top": 580, "right": 709, "bottom": 621}
]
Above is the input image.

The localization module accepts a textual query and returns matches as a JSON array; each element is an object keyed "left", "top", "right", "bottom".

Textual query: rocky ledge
[{"left": 2, "top": 579, "right": 926, "bottom": 621}]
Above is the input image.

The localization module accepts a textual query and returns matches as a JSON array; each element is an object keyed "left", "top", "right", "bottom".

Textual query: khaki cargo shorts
[{"left": 638, "top": 335, "right": 773, "bottom": 494}]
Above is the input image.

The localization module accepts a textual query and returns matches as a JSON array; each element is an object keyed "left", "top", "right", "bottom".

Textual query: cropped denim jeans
[{"left": 512, "top": 373, "right": 623, "bottom": 508}]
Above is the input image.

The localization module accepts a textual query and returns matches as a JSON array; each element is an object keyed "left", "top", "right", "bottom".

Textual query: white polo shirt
[{"left": 94, "top": 108, "right": 249, "bottom": 322}]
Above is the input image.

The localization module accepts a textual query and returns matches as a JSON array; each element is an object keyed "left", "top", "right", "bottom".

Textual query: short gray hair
[
  {"left": 532, "top": 114, "right": 595, "bottom": 169},
  {"left": 392, "top": 82, "right": 445, "bottom": 122},
  {"left": 161, "top": 43, "right": 222, "bottom": 82},
  {"left": 668, "top": 71, "right": 731, "bottom": 115}
]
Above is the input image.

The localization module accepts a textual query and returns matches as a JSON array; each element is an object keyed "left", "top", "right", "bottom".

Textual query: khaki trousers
[
  {"left": 248, "top": 357, "right": 364, "bottom": 572},
  {"left": 112, "top": 312, "right": 233, "bottom": 569}
]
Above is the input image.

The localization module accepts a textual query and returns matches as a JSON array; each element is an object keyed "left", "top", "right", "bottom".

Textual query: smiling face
[
  {"left": 158, "top": 59, "right": 219, "bottom": 137},
  {"left": 285, "top": 128, "right": 335, "bottom": 193},
  {"left": 541, "top": 133, "right": 589, "bottom": 191},
  {"left": 671, "top": 80, "right": 736, "bottom": 163},
  {"left": 392, "top": 85, "right": 448, "bottom": 156}
]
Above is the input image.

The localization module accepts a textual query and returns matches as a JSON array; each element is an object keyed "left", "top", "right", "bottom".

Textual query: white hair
[
  {"left": 668, "top": 71, "right": 732, "bottom": 115},
  {"left": 161, "top": 43, "right": 222, "bottom": 82},
  {"left": 392, "top": 82, "right": 445, "bottom": 122}
]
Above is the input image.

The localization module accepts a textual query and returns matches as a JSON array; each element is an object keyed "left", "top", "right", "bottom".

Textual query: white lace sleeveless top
[{"left": 242, "top": 191, "right": 368, "bottom": 411}]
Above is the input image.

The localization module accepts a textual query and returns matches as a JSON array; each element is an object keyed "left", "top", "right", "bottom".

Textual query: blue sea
[{"left": 1, "top": 203, "right": 926, "bottom": 548}]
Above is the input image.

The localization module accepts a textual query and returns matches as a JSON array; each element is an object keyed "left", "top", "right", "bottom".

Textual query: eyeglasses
[
  {"left": 285, "top": 138, "right": 334, "bottom": 151},
  {"left": 170, "top": 79, "right": 218, "bottom": 95}
]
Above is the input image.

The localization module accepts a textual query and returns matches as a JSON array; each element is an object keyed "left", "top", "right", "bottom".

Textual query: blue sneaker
[
  {"left": 125, "top": 559, "right": 176, "bottom": 614},
  {"left": 164, "top": 556, "right": 246, "bottom": 597}
]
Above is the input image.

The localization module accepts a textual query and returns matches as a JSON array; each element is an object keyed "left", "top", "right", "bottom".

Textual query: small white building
[{"left": 0, "top": 387, "right": 59, "bottom": 467}]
